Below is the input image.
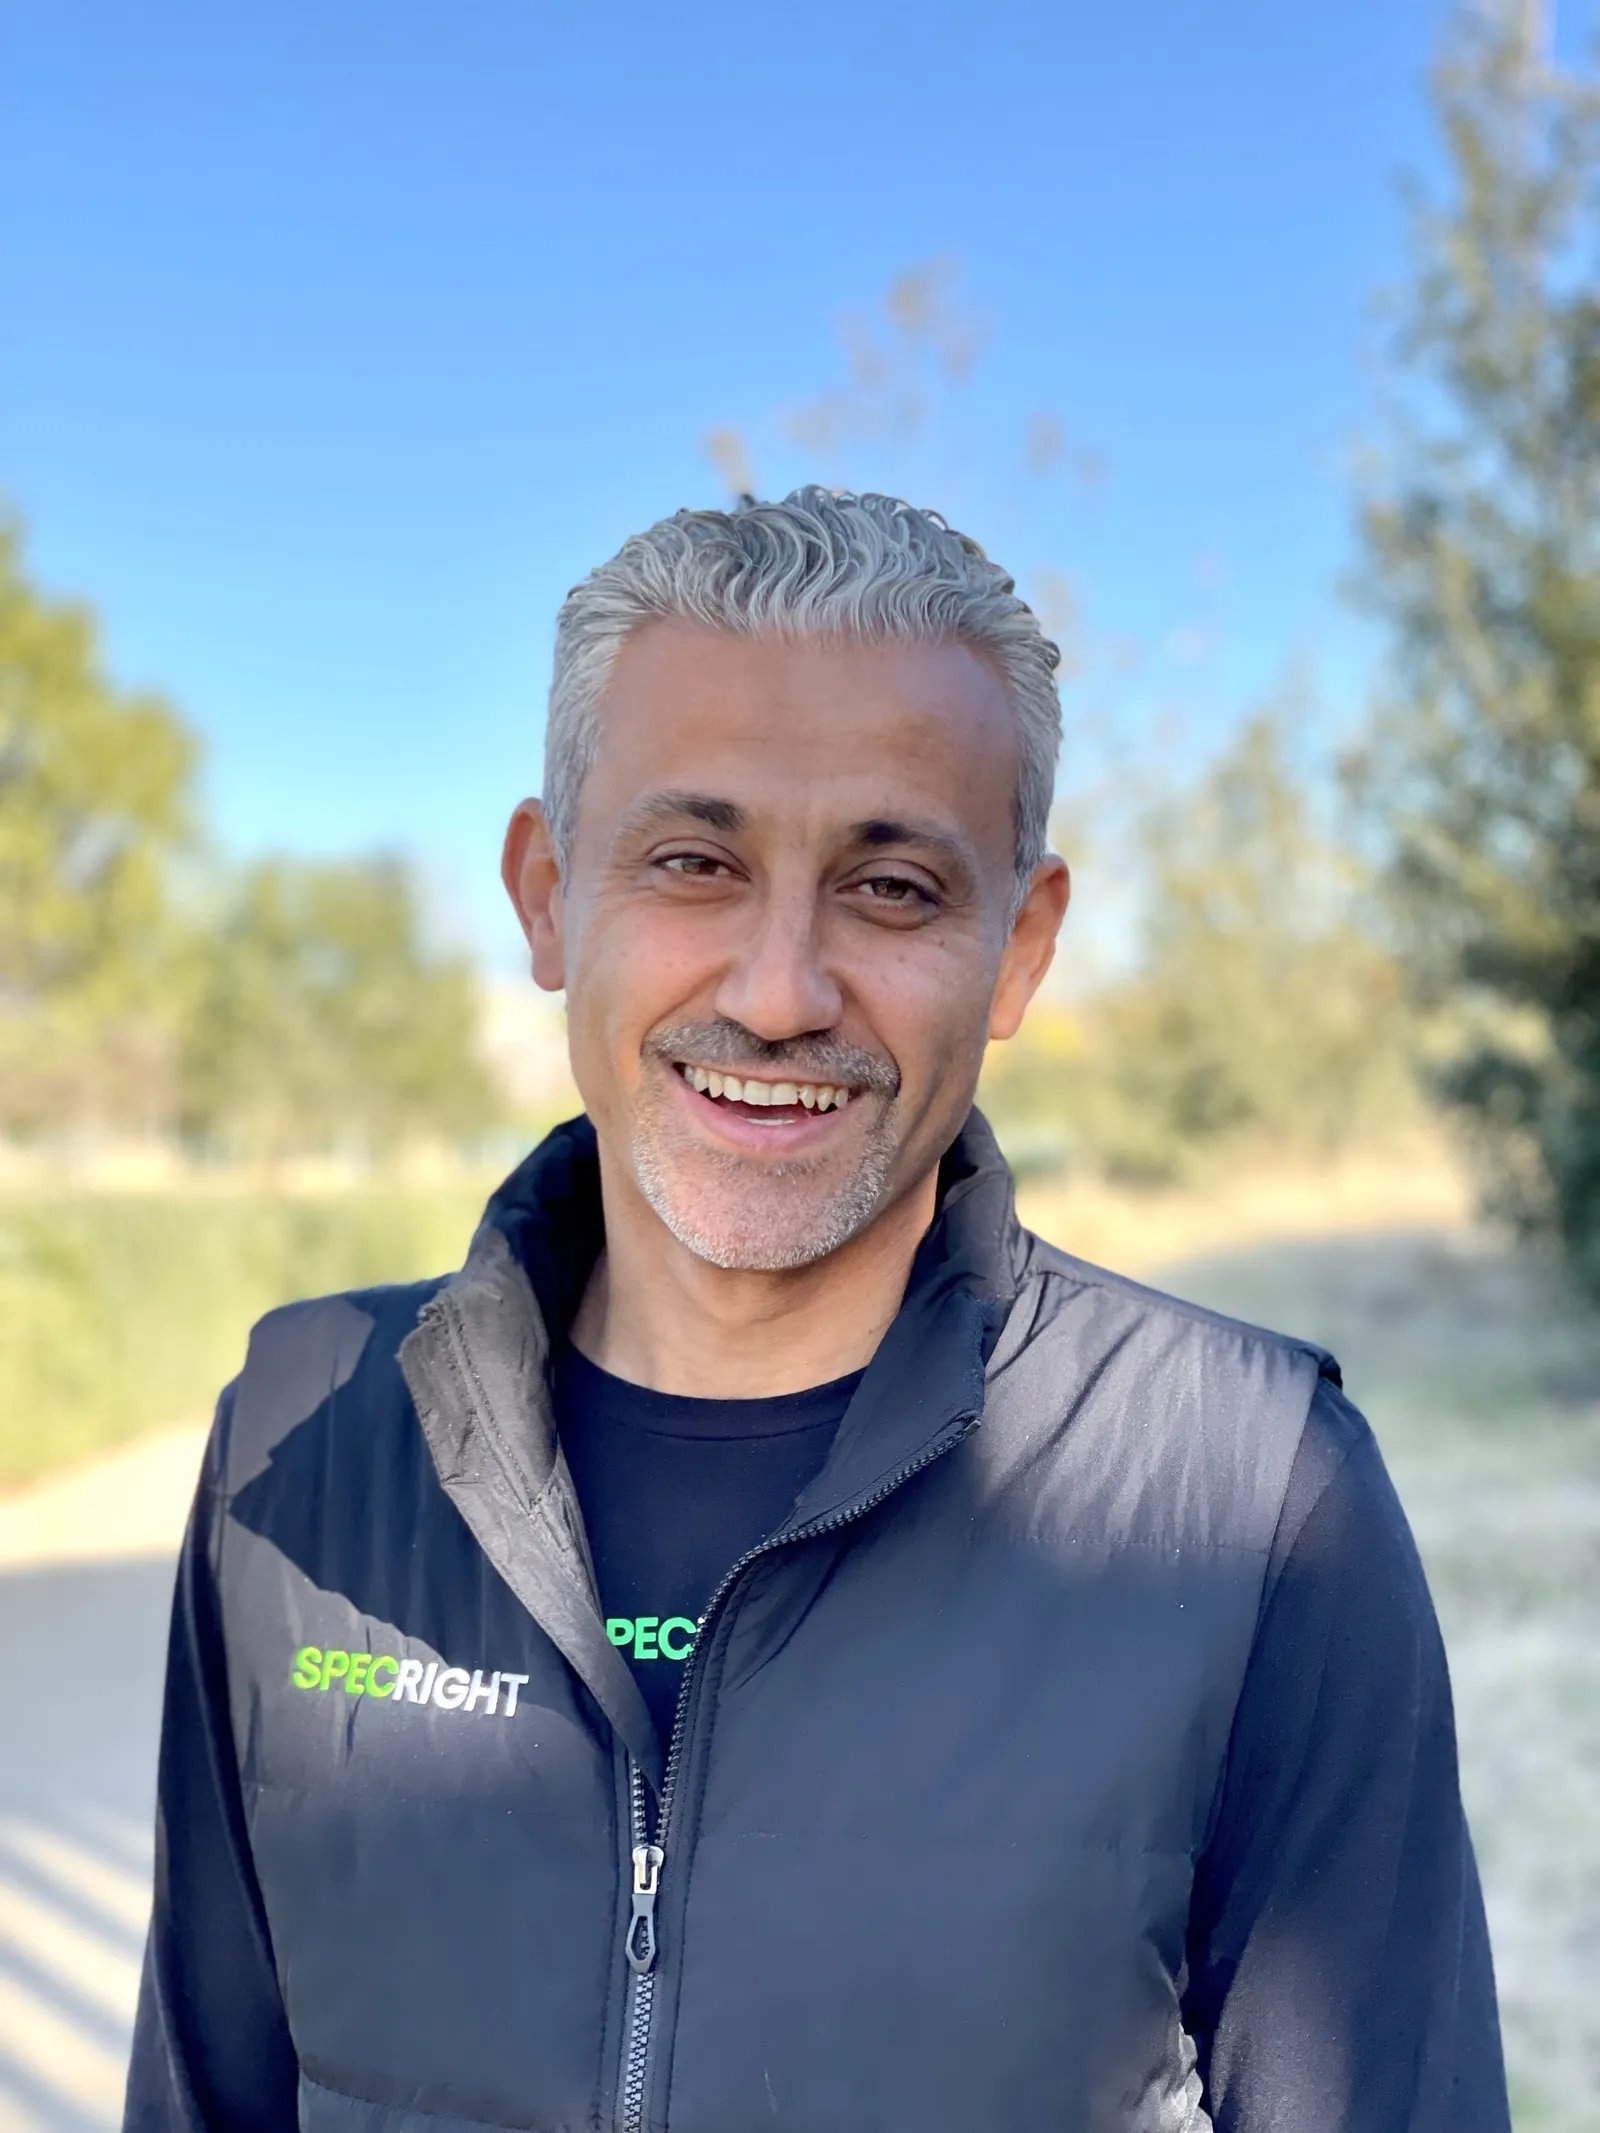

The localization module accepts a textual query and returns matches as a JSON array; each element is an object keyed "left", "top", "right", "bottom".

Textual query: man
[{"left": 126, "top": 489, "right": 1509, "bottom": 2132}]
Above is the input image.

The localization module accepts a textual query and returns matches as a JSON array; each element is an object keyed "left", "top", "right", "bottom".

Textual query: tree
[
  {"left": 179, "top": 855, "right": 501, "bottom": 1160},
  {"left": 0, "top": 513, "right": 196, "bottom": 1136},
  {"left": 0, "top": 511, "right": 504, "bottom": 1161},
  {"left": 1353, "top": 0, "right": 1600, "bottom": 1287},
  {"left": 982, "top": 703, "right": 1412, "bottom": 1184},
  {"left": 1104, "top": 709, "right": 1412, "bottom": 1175}
]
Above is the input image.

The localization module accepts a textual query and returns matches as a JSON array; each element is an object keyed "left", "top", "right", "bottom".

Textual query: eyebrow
[
  {"left": 612, "top": 790, "right": 749, "bottom": 844},
  {"left": 613, "top": 791, "right": 979, "bottom": 893},
  {"left": 850, "top": 817, "right": 980, "bottom": 894}
]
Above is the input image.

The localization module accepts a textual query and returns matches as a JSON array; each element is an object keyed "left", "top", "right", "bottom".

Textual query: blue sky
[{"left": 4, "top": 0, "right": 1570, "bottom": 967}]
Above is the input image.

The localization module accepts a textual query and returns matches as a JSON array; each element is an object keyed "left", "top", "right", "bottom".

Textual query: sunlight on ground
[
  {"left": 0, "top": 1814, "right": 149, "bottom": 2133},
  {"left": 0, "top": 1432, "right": 209, "bottom": 1572},
  {"left": 1014, "top": 1133, "right": 1475, "bottom": 1273},
  {"left": 0, "top": 1551, "right": 176, "bottom": 2133}
]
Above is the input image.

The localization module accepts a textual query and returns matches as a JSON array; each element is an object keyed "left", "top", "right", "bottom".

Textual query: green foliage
[
  {"left": 0, "top": 510, "right": 505, "bottom": 1159},
  {"left": 1102, "top": 712, "right": 1414, "bottom": 1171},
  {"left": 179, "top": 858, "right": 502, "bottom": 1158},
  {"left": 1354, "top": 0, "right": 1600, "bottom": 1291},
  {"left": 0, "top": 1185, "right": 489, "bottom": 1488},
  {"left": 0, "top": 515, "right": 197, "bottom": 1135},
  {"left": 983, "top": 705, "right": 1418, "bottom": 1183}
]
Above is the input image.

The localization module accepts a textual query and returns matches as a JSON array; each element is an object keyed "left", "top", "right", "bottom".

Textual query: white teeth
[{"left": 683, "top": 1065, "right": 854, "bottom": 1110}]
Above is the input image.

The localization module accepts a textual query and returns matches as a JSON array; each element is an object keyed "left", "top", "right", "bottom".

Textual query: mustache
[{"left": 644, "top": 1019, "right": 899, "bottom": 1097}]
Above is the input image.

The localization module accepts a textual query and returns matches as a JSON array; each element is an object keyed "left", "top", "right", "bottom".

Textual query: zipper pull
[{"left": 626, "top": 1843, "right": 665, "bottom": 1975}]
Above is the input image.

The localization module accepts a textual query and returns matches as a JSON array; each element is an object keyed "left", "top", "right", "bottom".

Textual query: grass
[{"left": 0, "top": 1184, "right": 489, "bottom": 1490}]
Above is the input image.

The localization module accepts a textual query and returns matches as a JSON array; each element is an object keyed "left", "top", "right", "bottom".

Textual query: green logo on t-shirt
[{"left": 607, "top": 1616, "right": 697, "bottom": 1661}]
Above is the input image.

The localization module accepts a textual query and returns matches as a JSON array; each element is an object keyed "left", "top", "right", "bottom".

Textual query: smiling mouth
[{"left": 673, "top": 1062, "right": 855, "bottom": 1114}]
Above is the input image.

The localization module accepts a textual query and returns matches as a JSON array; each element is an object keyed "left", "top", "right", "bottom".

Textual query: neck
[{"left": 569, "top": 1164, "right": 941, "bottom": 1397}]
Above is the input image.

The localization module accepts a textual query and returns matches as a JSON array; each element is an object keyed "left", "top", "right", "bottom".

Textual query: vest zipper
[
  {"left": 613, "top": 1408, "right": 979, "bottom": 2133},
  {"left": 618, "top": 1760, "right": 661, "bottom": 2133}
]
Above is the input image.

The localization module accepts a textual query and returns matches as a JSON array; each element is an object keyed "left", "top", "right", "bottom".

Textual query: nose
[{"left": 712, "top": 881, "right": 844, "bottom": 1043}]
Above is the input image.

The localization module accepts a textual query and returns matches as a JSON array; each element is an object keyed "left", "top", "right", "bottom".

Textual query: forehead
[{"left": 584, "top": 620, "right": 1019, "bottom": 850}]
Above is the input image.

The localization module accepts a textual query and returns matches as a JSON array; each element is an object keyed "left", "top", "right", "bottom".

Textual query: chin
[
  {"left": 636, "top": 1159, "right": 893, "bottom": 1274},
  {"left": 677, "top": 1231, "right": 837, "bottom": 1274}
]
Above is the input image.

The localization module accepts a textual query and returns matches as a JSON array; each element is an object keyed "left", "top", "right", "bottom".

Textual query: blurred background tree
[
  {"left": 0, "top": 510, "right": 502, "bottom": 1164},
  {"left": 980, "top": 698, "right": 1417, "bottom": 1182},
  {"left": 179, "top": 856, "right": 501, "bottom": 1161},
  {"left": 0, "top": 516, "right": 196, "bottom": 1139},
  {"left": 1355, "top": 0, "right": 1600, "bottom": 1293},
  {"left": 1081, "top": 706, "right": 1413, "bottom": 1174}
]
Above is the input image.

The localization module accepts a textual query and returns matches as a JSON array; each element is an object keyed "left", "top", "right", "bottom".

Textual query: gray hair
[{"left": 543, "top": 486, "right": 1062, "bottom": 925}]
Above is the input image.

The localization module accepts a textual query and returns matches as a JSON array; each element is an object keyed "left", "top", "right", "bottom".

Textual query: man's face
[{"left": 508, "top": 620, "right": 1062, "bottom": 1271}]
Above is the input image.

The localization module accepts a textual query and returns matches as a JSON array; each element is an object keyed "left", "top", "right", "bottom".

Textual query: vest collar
[
  {"left": 482, "top": 1107, "right": 1027, "bottom": 1526},
  {"left": 400, "top": 1107, "right": 1027, "bottom": 1784}
]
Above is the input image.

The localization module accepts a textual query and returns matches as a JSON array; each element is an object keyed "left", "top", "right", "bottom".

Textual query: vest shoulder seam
[
  {"left": 249, "top": 1274, "right": 448, "bottom": 1341},
  {"left": 1022, "top": 1239, "right": 1337, "bottom": 1367}
]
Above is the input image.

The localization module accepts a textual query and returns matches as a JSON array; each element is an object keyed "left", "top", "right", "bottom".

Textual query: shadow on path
[{"left": 0, "top": 1561, "right": 173, "bottom": 2133}]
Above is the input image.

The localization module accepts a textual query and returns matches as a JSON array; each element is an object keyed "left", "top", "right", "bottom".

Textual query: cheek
[
  {"left": 565, "top": 907, "right": 716, "bottom": 1068},
  {"left": 604, "top": 909, "right": 715, "bottom": 1017},
  {"left": 850, "top": 939, "right": 996, "bottom": 1085}
]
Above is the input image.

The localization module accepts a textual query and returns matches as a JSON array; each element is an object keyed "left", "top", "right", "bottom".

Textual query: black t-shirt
[{"left": 553, "top": 1340, "right": 862, "bottom": 1744}]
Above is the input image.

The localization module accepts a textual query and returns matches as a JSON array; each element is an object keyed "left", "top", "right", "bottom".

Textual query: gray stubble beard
[{"left": 629, "top": 1096, "right": 903, "bottom": 1272}]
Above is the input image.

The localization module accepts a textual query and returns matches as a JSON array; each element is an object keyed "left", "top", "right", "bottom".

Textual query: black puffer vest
[{"left": 208, "top": 1110, "right": 1337, "bottom": 2131}]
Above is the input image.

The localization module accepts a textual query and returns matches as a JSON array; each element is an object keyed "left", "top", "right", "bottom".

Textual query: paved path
[{"left": 0, "top": 1429, "right": 207, "bottom": 2133}]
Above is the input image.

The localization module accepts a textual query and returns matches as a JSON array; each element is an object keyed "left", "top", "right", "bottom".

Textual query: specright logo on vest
[{"left": 289, "top": 1645, "right": 529, "bottom": 1716}]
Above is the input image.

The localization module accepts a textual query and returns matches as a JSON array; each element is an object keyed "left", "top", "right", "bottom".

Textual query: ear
[
  {"left": 501, "top": 800, "right": 567, "bottom": 992},
  {"left": 987, "top": 856, "right": 1071, "bottom": 1042}
]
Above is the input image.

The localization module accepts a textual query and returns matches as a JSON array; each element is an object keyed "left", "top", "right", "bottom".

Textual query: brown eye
[
  {"left": 660, "top": 854, "right": 727, "bottom": 878},
  {"left": 856, "top": 874, "right": 936, "bottom": 909}
]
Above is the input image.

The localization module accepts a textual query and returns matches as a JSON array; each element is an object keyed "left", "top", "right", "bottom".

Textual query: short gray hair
[{"left": 543, "top": 486, "right": 1062, "bottom": 924}]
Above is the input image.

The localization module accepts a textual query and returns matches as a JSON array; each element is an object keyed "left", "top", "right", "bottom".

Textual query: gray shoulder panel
[
  {"left": 1024, "top": 1230, "right": 1342, "bottom": 1380},
  {"left": 984, "top": 1239, "right": 1332, "bottom": 1560}
]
